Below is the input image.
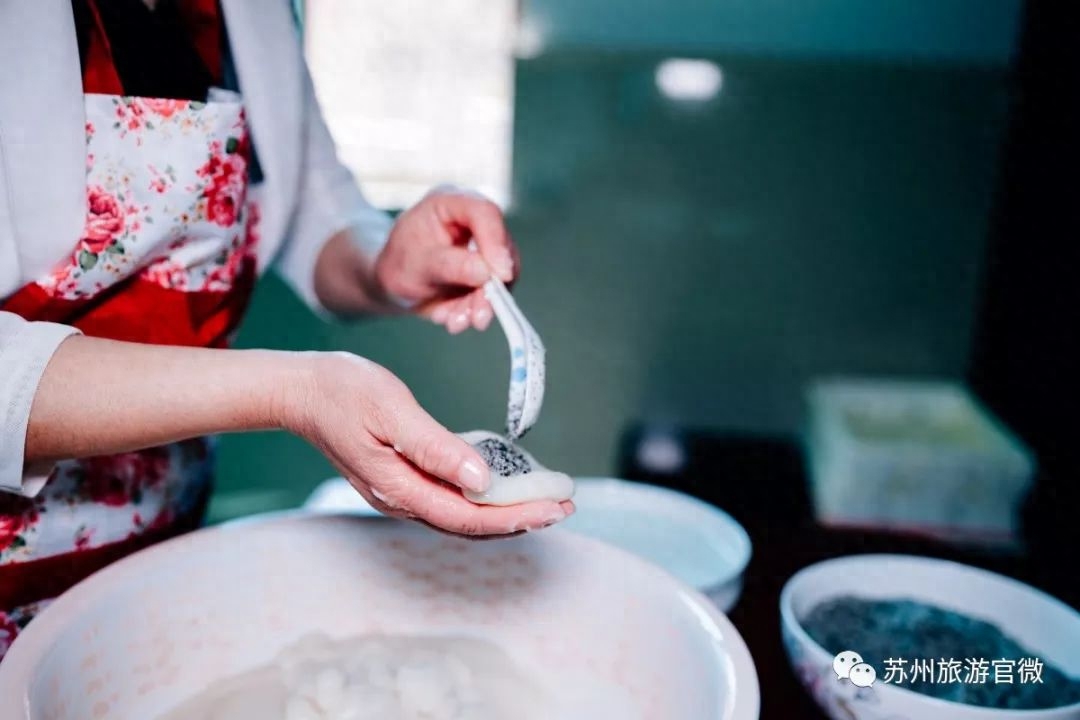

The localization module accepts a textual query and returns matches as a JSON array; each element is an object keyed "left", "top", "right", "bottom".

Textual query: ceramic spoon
[{"left": 483, "top": 275, "right": 546, "bottom": 439}]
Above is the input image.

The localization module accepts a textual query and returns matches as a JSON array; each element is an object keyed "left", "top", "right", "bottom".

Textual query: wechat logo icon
[{"left": 834, "top": 650, "right": 877, "bottom": 688}]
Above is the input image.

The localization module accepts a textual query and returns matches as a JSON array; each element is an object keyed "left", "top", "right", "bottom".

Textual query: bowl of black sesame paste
[{"left": 780, "top": 555, "right": 1080, "bottom": 720}]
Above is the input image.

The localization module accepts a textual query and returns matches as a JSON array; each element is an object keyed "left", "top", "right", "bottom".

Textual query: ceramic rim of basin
[
  {"left": 0, "top": 512, "right": 762, "bottom": 720},
  {"left": 563, "top": 477, "right": 752, "bottom": 599},
  {"left": 302, "top": 476, "right": 753, "bottom": 606}
]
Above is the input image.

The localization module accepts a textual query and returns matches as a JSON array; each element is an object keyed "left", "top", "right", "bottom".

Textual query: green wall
[
  {"left": 213, "top": 49, "right": 1011, "bottom": 520},
  {"left": 523, "top": 0, "right": 1021, "bottom": 65}
]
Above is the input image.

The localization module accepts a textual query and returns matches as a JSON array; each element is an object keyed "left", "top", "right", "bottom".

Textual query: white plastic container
[{"left": 804, "top": 378, "right": 1035, "bottom": 547}]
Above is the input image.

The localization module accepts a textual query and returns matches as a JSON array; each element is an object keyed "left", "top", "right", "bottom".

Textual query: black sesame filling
[
  {"left": 471, "top": 437, "right": 532, "bottom": 477},
  {"left": 801, "top": 596, "right": 1080, "bottom": 709}
]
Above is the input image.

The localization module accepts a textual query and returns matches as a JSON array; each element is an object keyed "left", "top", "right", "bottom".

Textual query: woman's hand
[
  {"left": 374, "top": 188, "right": 520, "bottom": 334},
  {"left": 284, "top": 352, "right": 572, "bottom": 537},
  {"left": 25, "top": 336, "right": 569, "bottom": 537},
  {"left": 313, "top": 188, "right": 519, "bottom": 332}
]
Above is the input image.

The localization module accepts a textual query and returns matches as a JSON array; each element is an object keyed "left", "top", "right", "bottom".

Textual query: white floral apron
[{"left": 0, "top": 87, "right": 260, "bottom": 659}]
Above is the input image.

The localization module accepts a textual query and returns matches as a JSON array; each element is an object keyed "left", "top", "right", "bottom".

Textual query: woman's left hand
[{"left": 374, "top": 188, "right": 520, "bottom": 334}]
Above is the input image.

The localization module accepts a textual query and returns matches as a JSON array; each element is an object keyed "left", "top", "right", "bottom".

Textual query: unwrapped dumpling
[{"left": 459, "top": 430, "right": 575, "bottom": 506}]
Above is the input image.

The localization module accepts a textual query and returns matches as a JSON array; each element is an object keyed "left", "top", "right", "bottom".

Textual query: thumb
[{"left": 386, "top": 404, "right": 491, "bottom": 494}]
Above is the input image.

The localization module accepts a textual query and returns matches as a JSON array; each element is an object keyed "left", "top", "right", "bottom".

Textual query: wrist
[
  {"left": 262, "top": 350, "right": 321, "bottom": 436},
  {"left": 314, "top": 230, "right": 414, "bottom": 316},
  {"left": 371, "top": 249, "right": 420, "bottom": 313},
  {"left": 273, "top": 351, "right": 398, "bottom": 441}
]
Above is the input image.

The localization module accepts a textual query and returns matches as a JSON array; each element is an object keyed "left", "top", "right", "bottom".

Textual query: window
[{"left": 302, "top": 0, "right": 518, "bottom": 210}]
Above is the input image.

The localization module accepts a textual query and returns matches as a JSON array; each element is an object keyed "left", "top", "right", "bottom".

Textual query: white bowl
[
  {"left": 303, "top": 477, "right": 382, "bottom": 515},
  {"left": 0, "top": 513, "right": 760, "bottom": 720},
  {"left": 780, "top": 554, "right": 1080, "bottom": 720},
  {"left": 304, "top": 477, "right": 752, "bottom": 613},
  {"left": 560, "top": 478, "right": 751, "bottom": 613}
]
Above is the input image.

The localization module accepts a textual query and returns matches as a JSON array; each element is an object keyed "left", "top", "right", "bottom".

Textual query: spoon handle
[{"left": 483, "top": 277, "right": 546, "bottom": 439}]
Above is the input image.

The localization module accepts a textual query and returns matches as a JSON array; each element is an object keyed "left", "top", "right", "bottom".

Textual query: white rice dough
[{"left": 458, "top": 431, "right": 575, "bottom": 507}]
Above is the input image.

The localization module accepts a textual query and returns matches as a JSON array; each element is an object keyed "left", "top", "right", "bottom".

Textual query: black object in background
[{"left": 967, "top": 0, "right": 1080, "bottom": 603}]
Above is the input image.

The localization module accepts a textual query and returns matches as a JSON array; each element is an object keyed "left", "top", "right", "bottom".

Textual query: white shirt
[{"left": 0, "top": 0, "right": 393, "bottom": 495}]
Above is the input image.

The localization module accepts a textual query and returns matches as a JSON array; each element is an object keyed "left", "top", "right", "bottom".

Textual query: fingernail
[
  {"left": 474, "top": 306, "right": 492, "bottom": 328},
  {"left": 496, "top": 255, "right": 514, "bottom": 282},
  {"left": 545, "top": 506, "right": 568, "bottom": 524},
  {"left": 459, "top": 459, "right": 490, "bottom": 492},
  {"left": 432, "top": 305, "right": 449, "bottom": 324},
  {"left": 449, "top": 311, "right": 470, "bottom": 334}
]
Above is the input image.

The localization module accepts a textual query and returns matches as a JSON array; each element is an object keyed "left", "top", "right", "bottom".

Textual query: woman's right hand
[{"left": 281, "top": 352, "right": 573, "bottom": 537}]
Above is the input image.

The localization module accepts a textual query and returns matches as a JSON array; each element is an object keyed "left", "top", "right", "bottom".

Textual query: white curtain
[{"left": 303, "top": 0, "right": 518, "bottom": 210}]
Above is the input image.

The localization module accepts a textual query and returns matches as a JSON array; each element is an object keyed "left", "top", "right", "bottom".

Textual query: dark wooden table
[{"left": 616, "top": 428, "right": 1080, "bottom": 720}]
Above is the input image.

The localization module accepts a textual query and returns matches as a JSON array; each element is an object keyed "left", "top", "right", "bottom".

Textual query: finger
[
  {"left": 424, "top": 494, "right": 569, "bottom": 537},
  {"left": 432, "top": 193, "right": 514, "bottom": 282},
  {"left": 416, "top": 296, "right": 467, "bottom": 325},
  {"left": 385, "top": 407, "right": 491, "bottom": 494},
  {"left": 350, "top": 474, "right": 542, "bottom": 542},
  {"left": 430, "top": 246, "right": 490, "bottom": 289},
  {"left": 349, "top": 480, "right": 411, "bottom": 520},
  {"left": 505, "top": 230, "right": 522, "bottom": 287},
  {"left": 414, "top": 518, "right": 526, "bottom": 541},
  {"left": 429, "top": 300, "right": 452, "bottom": 326},
  {"left": 469, "top": 290, "right": 493, "bottom": 331},
  {"left": 384, "top": 465, "right": 570, "bottom": 536},
  {"left": 445, "top": 296, "right": 472, "bottom": 334}
]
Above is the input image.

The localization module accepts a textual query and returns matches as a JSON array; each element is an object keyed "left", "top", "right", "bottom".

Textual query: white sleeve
[
  {"left": 0, "top": 311, "right": 81, "bottom": 497},
  {"left": 273, "top": 56, "right": 394, "bottom": 314}
]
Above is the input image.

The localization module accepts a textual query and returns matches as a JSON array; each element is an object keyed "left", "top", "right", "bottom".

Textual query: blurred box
[{"left": 804, "top": 378, "right": 1035, "bottom": 548}]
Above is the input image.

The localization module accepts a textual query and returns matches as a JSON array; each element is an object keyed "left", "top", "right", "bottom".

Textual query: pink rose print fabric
[
  {"left": 39, "top": 95, "right": 260, "bottom": 301},
  {"left": 0, "top": 90, "right": 260, "bottom": 662}
]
